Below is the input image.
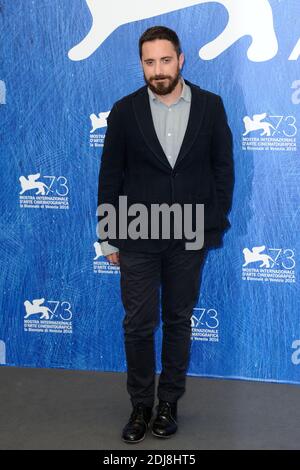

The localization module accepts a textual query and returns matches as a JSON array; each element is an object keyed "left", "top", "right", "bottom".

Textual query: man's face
[{"left": 141, "top": 39, "right": 184, "bottom": 95}]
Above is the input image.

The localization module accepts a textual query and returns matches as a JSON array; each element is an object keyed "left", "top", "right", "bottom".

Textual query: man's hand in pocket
[{"left": 106, "top": 252, "right": 120, "bottom": 265}]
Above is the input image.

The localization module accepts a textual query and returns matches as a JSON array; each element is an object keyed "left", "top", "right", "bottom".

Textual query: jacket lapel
[
  {"left": 132, "top": 78, "right": 207, "bottom": 171},
  {"left": 132, "top": 85, "right": 169, "bottom": 169},
  {"left": 174, "top": 79, "right": 207, "bottom": 169}
]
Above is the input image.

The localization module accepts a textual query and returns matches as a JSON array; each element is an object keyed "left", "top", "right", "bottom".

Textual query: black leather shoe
[
  {"left": 152, "top": 400, "right": 178, "bottom": 438},
  {"left": 122, "top": 403, "right": 153, "bottom": 443}
]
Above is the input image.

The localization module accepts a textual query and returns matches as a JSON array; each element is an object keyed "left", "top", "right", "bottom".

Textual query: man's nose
[{"left": 154, "top": 62, "right": 162, "bottom": 76}]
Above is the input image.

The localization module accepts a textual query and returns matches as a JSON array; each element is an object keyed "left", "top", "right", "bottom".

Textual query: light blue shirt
[
  {"left": 147, "top": 76, "right": 191, "bottom": 168},
  {"left": 100, "top": 77, "right": 191, "bottom": 256}
]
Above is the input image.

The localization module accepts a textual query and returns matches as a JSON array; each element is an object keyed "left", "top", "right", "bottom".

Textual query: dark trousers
[{"left": 119, "top": 240, "right": 208, "bottom": 408}]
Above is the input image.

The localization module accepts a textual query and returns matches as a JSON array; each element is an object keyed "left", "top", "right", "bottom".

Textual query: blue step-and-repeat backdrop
[{"left": 0, "top": 0, "right": 300, "bottom": 384}]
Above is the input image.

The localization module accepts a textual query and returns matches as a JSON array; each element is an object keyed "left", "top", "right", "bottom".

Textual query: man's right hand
[{"left": 106, "top": 252, "right": 120, "bottom": 265}]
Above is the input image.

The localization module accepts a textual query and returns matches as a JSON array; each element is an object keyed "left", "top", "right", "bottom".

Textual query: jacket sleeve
[
  {"left": 211, "top": 96, "right": 234, "bottom": 216},
  {"left": 97, "top": 102, "right": 126, "bottom": 243}
]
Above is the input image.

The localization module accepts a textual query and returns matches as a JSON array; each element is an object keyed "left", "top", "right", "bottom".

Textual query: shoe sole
[
  {"left": 122, "top": 434, "right": 146, "bottom": 444},
  {"left": 151, "top": 430, "right": 176, "bottom": 439}
]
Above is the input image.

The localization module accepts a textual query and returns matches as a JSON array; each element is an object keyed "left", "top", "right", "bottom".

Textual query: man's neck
[{"left": 152, "top": 77, "right": 183, "bottom": 106}]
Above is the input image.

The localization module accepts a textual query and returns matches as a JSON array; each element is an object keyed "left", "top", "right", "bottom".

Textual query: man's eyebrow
[{"left": 144, "top": 56, "right": 173, "bottom": 61}]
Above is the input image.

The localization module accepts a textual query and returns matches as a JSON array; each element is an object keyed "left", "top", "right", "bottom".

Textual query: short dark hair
[{"left": 139, "top": 26, "right": 182, "bottom": 59}]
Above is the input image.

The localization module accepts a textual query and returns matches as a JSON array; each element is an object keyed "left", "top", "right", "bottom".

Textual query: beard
[{"left": 144, "top": 66, "right": 181, "bottom": 96}]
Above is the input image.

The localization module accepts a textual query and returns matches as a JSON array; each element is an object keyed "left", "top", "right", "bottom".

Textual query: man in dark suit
[{"left": 97, "top": 25, "right": 234, "bottom": 443}]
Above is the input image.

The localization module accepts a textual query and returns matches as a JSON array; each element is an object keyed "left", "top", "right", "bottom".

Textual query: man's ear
[{"left": 179, "top": 52, "right": 184, "bottom": 70}]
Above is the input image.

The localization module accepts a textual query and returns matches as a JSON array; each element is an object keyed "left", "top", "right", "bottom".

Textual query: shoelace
[
  {"left": 130, "top": 404, "right": 149, "bottom": 423},
  {"left": 157, "top": 402, "right": 172, "bottom": 417}
]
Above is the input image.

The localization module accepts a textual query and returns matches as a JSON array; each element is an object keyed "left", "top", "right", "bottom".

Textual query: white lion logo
[
  {"left": 243, "top": 113, "right": 275, "bottom": 137},
  {"left": 24, "top": 298, "right": 52, "bottom": 320},
  {"left": 19, "top": 173, "right": 49, "bottom": 195},
  {"left": 191, "top": 315, "right": 199, "bottom": 328},
  {"left": 68, "top": 0, "right": 277, "bottom": 62},
  {"left": 93, "top": 241, "right": 104, "bottom": 260},
  {"left": 242, "top": 246, "right": 276, "bottom": 269},
  {"left": 90, "top": 111, "right": 110, "bottom": 133}
]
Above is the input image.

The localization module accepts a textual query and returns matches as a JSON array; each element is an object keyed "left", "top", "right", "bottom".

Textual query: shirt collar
[{"left": 147, "top": 76, "right": 191, "bottom": 104}]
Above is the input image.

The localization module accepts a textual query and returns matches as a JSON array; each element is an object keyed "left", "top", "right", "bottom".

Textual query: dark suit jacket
[{"left": 97, "top": 78, "right": 234, "bottom": 252}]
